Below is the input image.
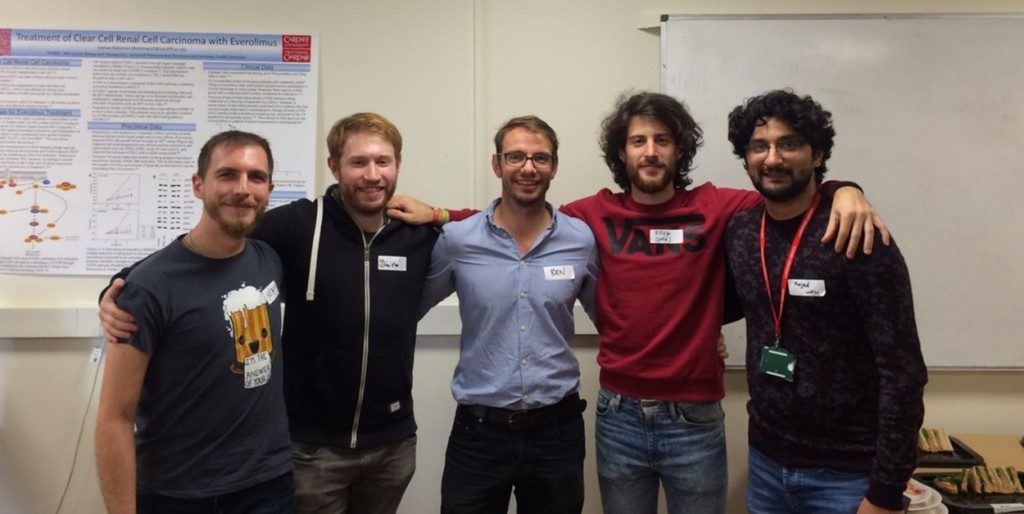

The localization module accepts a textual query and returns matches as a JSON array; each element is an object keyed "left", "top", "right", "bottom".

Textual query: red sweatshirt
[{"left": 561, "top": 183, "right": 759, "bottom": 402}]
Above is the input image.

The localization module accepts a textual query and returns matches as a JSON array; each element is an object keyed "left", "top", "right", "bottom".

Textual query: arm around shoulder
[{"left": 418, "top": 230, "right": 457, "bottom": 318}]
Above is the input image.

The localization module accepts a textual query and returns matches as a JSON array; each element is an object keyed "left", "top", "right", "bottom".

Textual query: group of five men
[{"left": 96, "top": 89, "right": 925, "bottom": 514}]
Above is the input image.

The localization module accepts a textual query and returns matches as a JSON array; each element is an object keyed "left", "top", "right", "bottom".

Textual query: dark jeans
[
  {"left": 440, "top": 407, "right": 585, "bottom": 514},
  {"left": 137, "top": 471, "right": 294, "bottom": 514}
]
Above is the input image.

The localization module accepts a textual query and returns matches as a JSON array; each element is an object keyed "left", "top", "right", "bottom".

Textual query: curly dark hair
[
  {"left": 726, "top": 89, "right": 835, "bottom": 181},
  {"left": 600, "top": 92, "right": 703, "bottom": 191}
]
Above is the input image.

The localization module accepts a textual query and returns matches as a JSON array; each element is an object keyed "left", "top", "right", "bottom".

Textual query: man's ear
[
  {"left": 491, "top": 154, "right": 502, "bottom": 178},
  {"left": 327, "top": 157, "right": 341, "bottom": 181},
  {"left": 191, "top": 173, "right": 203, "bottom": 199}
]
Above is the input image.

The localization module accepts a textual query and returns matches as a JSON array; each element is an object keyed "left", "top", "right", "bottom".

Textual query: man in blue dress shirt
[{"left": 421, "top": 115, "right": 599, "bottom": 514}]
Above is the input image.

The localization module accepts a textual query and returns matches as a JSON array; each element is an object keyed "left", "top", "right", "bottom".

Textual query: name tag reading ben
[
  {"left": 787, "top": 279, "right": 825, "bottom": 297},
  {"left": 649, "top": 228, "right": 683, "bottom": 244},
  {"left": 543, "top": 265, "right": 575, "bottom": 281},
  {"left": 377, "top": 256, "right": 407, "bottom": 272}
]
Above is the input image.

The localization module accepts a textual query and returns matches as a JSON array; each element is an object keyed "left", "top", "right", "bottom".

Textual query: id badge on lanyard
[
  {"left": 759, "top": 345, "right": 795, "bottom": 382},
  {"left": 757, "top": 195, "right": 820, "bottom": 383}
]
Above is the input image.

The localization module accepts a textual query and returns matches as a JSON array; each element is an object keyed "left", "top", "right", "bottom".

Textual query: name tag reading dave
[
  {"left": 788, "top": 279, "right": 826, "bottom": 297},
  {"left": 543, "top": 265, "right": 575, "bottom": 280},
  {"left": 377, "top": 255, "right": 407, "bottom": 271},
  {"left": 649, "top": 228, "right": 684, "bottom": 244}
]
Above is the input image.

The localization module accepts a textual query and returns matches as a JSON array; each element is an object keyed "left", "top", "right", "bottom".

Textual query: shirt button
[
  {"left": 521, "top": 358, "right": 527, "bottom": 365},
  {"left": 520, "top": 325, "right": 526, "bottom": 331},
  {"left": 520, "top": 291, "right": 527, "bottom": 298}
]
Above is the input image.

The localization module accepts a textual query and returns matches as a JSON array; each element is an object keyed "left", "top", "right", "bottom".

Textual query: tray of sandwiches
[
  {"left": 918, "top": 428, "right": 986, "bottom": 468},
  {"left": 914, "top": 466, "right": 1024, "bottom": 513}
]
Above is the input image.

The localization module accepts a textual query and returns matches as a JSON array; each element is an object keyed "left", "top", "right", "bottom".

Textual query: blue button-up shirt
[{"left": 421, "top": 200, "right": 599, "bottom": 409}]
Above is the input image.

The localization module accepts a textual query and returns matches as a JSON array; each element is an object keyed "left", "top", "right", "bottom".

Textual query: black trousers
[{"left": 440, "top": 408, "right": 585, "bottom": 514}]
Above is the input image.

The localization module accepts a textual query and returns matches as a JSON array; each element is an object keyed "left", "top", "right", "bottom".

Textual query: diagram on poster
[{"left": 0, "top": 175, "right": 78, "bottom": 246}]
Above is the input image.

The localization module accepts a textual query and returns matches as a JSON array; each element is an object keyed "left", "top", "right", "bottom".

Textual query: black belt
[{"left": 458, "top": 392, "right": 587, "bottom": 432}]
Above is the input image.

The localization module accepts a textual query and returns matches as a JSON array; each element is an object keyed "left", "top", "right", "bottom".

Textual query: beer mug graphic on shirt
[{"left": 222, "top": 285, "right": 274, "bottom": 377}]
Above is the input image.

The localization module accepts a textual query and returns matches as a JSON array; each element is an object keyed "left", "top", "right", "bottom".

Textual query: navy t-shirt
[{"left": 117, "top": 238, "right": 292, "bottom": 497}]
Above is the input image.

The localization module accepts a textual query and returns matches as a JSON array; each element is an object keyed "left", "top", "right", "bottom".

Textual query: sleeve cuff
[
  {"left": 819, "top": 179, "right": 862, "bottom": 198},
  {"left": 866, "top": 478, "right": 908, "bottom": 511}
]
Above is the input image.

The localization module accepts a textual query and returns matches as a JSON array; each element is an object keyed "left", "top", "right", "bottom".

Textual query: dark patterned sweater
[{"left": 725, "top": 197, "right": 927, "bottom": 511}]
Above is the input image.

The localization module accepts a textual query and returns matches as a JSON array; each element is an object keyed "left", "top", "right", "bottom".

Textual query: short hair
[
  {"left": 327, "top": 112, "right": 403, "bottom": 163},
  {"left": 197, "top": 130, "right": 274, "bottom": 179},
  {"left": 493, "top": 115, "right": 559, "bottom": 158},
  {"left": 727, "top": 89, "right": 835, "bottom": 181},
  {"left": 600, "top": 92, "right": 703, "bottom": 191}
]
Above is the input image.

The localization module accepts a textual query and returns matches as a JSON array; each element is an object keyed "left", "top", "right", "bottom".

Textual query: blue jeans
[
  {"left": 136, "top": 471, "right": 294, "bottom": 514},
  {"left": 746, "top": 447, "right": 870, "bottom": 513},
  {"left": 440, "top": 407, "right": 585, "bottom": 514},
  {"left": 291, "top": 436, "right": 416, "bottom": 514},
  {"left": 595, "top": 389, "right": 727, "bottom": 514}
]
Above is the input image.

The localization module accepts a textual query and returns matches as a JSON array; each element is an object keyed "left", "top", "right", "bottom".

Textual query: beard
[
  {"left": 750, "top": 165, "right": 814, "bottom": 202},
  {"left": 340, "top": 181, "right": 396, "bottom": 216},
  {"left": 627, "top": 162, "right": 674, "bottom": 195},
  {"left": 206, "top": 197, "right": 267, "bottom": 238}
]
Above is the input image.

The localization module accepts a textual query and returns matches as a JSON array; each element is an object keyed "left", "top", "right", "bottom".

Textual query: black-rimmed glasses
[{"left": 500, "top": 151, "right": 555, "bottom": 169}]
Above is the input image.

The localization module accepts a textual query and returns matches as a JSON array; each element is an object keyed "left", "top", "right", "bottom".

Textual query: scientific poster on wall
[{"left": 0, "top": 28, "right": 318, "bottom": 275}]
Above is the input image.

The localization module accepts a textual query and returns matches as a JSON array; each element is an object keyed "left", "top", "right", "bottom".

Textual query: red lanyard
[{"left": 759, "top": 194, "right": 821, "bottom": 346}]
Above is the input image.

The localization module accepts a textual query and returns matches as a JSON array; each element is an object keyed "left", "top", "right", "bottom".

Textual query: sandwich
[
  {"left": 918, "top": 427, "right": 954, "bottom": 453},
  {"left": 957, "top": 466, "right": 1024, "bottom": 495}
]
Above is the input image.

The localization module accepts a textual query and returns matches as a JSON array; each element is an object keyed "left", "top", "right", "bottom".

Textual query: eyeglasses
[
  {"left": 746, "top": 137, "right": 808, "bottom": 158},
  {"left": 500, "top": 151, "right": 555, "bottom": 169}
]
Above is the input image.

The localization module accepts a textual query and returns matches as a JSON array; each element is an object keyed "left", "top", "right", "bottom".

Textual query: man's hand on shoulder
[
  {"left": 823, "top": 186, "right": 891, "bottom": 258},
  {"left": 98, "top": 279, "right": 137, "bottom": 344},
  {"left": 387, "top": 195, "right": 435, "bottom": 225}
]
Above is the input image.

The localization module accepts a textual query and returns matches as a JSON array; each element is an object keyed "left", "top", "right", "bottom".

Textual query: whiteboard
[{"left": 661, "top": 14, "right": 1024, "bottom": 369}]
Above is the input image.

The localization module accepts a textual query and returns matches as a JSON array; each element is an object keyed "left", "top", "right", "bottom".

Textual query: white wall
[{"left": 2, "top": 1, "right": 1023, "bottom": 513}]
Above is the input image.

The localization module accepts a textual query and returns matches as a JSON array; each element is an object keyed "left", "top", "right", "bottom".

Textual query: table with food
[{"left": 907, "top": 429, "right": 1024, "bottom": 514}]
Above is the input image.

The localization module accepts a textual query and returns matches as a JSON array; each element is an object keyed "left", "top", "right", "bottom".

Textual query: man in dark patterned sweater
[{"left": 724, "top": 89, "right": 927, "bottom": 514}]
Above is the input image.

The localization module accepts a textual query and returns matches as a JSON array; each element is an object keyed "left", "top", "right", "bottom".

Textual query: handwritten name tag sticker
[
  {"left": 543, "top": 265, "right": 575, "bottom": 280},
  {"left": 788, "top": 279, "right": 826, "bottom": 297},
  {"left": 649, "top": 228, "right": 684, "bottom": 244},
  {"left": 263, "top": 280, "right": 280, "bottom": 304},
  {"left": 377, "top": 255, "right": 407, "bottom": 271}
]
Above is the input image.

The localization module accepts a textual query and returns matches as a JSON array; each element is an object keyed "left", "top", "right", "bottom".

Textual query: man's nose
[
  {"left": 365, "top": 164, "right": 382, "bottom": 181},
  {"left": 234, "top": 175, "right": 252, "bottom": 195},
  {"left": 642, "top": 140, "right": 658, "bottom": 158},
  {"left": 764, "top": 144, "right": 783, "bottom": 166},
  {"left": 521, "top": 156, "right": 538, "bottom": 173}
]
